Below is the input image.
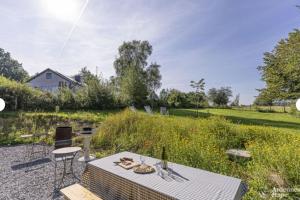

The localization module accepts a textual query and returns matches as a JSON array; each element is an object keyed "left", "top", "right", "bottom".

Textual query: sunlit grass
[
  {"left": 93, "top": 110, "right": 300, "bottom": 200},
  {"left": 170, "top": 108, "right": 300, "bottom": 134}
]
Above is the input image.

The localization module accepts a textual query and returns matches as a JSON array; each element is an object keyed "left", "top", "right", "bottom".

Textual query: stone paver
[{"left": 0, "top": 145, "right": 85, "bottom": 200}]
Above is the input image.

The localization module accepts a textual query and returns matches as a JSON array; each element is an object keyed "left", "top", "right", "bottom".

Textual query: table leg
[
  {"left": 29, "top": 143, "right": 35, "bottom": 160},
  {"left": 55, "top": 156, "right": 66, "bottom": 190},
  {"left": 54, "top": 153, "right": 80, "bottom": 190},
  {"left": 70, "top": 152, "right": 80, "bottom": 181},
  {"left": 54, "top": 159, "right": 58, "bottom": 190},
  {"left": 24, "top": 144, "right": 29, "bottom": 161}
]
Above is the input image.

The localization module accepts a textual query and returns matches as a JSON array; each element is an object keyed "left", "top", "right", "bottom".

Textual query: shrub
[
  {"left": 0, "top": 76, "right": 55, "bottom": 111},
  {"left": 0, "top": 75, "right": 118, "bottom": 111}
]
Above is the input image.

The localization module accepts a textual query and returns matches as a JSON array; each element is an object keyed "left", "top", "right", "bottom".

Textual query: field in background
[
  {"left": 234, "top": 106, "right": 291, "bottom": 113},
  {"left": 170, "top": 108, "right": 300, "bottom": 134}
]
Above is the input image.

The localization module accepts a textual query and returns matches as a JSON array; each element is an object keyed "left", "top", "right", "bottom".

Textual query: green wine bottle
[{"left": 161, "top": 146, "right": 168, "bottom": 170}]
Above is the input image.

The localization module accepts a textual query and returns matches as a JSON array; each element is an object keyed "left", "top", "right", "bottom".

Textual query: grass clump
[{"left": 92, "top": 110, "right": 300, "bottom": 199}]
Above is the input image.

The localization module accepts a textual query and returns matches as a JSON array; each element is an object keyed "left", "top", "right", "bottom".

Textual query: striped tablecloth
[{"left": 81, "top": 152, "right": 246, "bottom": 200}]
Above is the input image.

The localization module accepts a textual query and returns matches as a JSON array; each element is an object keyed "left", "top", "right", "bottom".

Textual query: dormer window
[{"left": 46, "top": 72, "right": 52, "bottom": 79}]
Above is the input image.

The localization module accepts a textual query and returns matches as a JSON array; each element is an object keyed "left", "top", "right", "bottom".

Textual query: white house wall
[{"left": 27, "top": 69, "right": 72, "bottom": 92}]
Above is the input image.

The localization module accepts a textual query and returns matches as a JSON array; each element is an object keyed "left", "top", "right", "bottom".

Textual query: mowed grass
[{"left": 170, "top": 108, "right": 300, "bottom": 134}]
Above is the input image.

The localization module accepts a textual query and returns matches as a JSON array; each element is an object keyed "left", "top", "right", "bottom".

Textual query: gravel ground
[{"left": 0, "top": 145, "right": 86, "bottom": 200}]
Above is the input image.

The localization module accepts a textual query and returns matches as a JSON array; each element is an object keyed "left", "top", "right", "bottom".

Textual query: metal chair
[
  {"left": 21, "top": 133, "right": 49, "bottom": 161},
  {"left": 144, "top": 105, "right": 153, "bottom": 114},
  {"left": 53, "top": 126, "right": 75, "bottom": 189},
  {"left": 54, "top": 126, "right": 73, "bottom": 149},
  {"left": 160, "top": 107, "right": 169, "bottom": 115}
]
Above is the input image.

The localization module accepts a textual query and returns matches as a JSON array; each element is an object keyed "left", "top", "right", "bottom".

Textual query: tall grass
[
  {"left": 0, "top": 111, "right": 110, "bottom": 144},
  {"left": 92, "top": 110, "right": 300, "bottom": 199}
]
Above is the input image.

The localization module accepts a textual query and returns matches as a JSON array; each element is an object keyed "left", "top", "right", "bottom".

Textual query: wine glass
[
  {"left": 167, "top": 163, "right": 173, "bottom": 177},
  {"left": 155, "top": 161, "right": 162, "bottom": 176},
  {"left": 140, "top": 155, "right": 145, "bottom": 164}
]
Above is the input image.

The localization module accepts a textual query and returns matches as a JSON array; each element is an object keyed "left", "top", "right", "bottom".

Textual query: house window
[
  {"left": 46, "top": 73, "right": 52, "bottom": 79},
  {"left": 59, "top": 81, "right": 68, "bottom": 87}
]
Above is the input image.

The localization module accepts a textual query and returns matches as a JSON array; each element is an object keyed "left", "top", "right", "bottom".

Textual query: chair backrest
[
  {"left": 54, "top": 126, "right": 72, "bottom": 149},
  {"left": 160, "top": 107, "right": 168, "bottom": 115},
  {"left": 144, "top": 105, "right": 153, "bottom": 114}
]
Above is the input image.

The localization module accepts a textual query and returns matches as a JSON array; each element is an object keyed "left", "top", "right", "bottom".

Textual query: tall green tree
[
  {"left": 159, "top": 89, "right": 169, "bottom": 106},
  {"left": 119, "top": 66, "right": 148, "bottom": 105},
  {"left": 71, "top": 68, "right": 115, "bottom": 109},
  {"left": 147, "top": 62, "right": 162, "bottom": 107},
  {"left": 254, "top": 89, "right": 273, "bottom": 108},
  {"left": 0, "top": 48, "right": 29, "bottom": 82},
  {"left": 78, "top": 67, "right": 98, "bottom": 83},
  {"left": 231, "top": 94, "right": 240, "bottom": 107},
  {"left": 208, "top": 87, "right": 232, "bottom": 106},
  {"left": 190, "top": 79, "right": 205, "bottom": 117},
  {"left": 113, "top": 40, "right": 161, "bottom": 106},
  {"left": 257, "top": 29, "right": 300, "bottom": 101},
  {"left": 166, "top": 89, "right": 188, "bottom": 108}
]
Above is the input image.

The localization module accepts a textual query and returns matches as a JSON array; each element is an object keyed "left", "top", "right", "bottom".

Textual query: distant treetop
[{"left": 0, "top": 48, "right": 29, "bottom": 82}]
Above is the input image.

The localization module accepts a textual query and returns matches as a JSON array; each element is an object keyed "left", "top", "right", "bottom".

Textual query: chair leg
[
  {"left": 24, "top": 144, "right": 29, "bottom": 161},
  {"left": 70, "top": 152, "right": 80, "bottom": 181},
  {"left": 29, "top": 143, "right": 34, "bottom": 160},
  {"left": 54, "top": 160, "right": 57, "bottom": 190},
  {"left": 42, "top": 142, "right": 47, "bottom": 157}
]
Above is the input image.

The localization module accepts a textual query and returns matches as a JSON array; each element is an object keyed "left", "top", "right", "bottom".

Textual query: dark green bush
[
  {"left": 0, "top": 76, "right": 119, "bottom": 111},
  {"left": 0, "top": 76, "right": 55, "bottom": 111}
]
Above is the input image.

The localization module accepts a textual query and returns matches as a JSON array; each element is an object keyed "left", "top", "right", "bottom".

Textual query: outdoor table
[
  {"left": 81, "top": 151, "right": 246, "bottom": 200},
  {"left": 52, "top": 147, "right": 81, "bottom": 189}
]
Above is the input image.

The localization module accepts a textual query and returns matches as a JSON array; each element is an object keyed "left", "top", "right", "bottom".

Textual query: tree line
[
  {"left": 0, "top": 40, "right": 236, "bottom": 111},
  {"left": 255, "top": 29, "right": 300, "bottom": 112}
]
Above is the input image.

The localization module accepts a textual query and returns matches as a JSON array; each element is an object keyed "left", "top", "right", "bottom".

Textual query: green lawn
[{"left": 170, "top": 108, "right": 300, "bottom": 134}]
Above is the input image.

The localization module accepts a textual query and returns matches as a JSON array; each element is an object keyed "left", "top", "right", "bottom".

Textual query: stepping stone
[{"left": 226, "top": 149, "right": 251, "bottom": 161}]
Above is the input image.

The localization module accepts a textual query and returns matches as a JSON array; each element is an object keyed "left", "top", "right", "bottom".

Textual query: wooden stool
[{"left": 60, "top": 184, "right": 102, "bottom": 200}]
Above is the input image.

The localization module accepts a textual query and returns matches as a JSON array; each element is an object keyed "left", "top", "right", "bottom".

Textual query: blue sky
[{"left": 0, "top": 0, "right": 299, "bottom": 104}]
